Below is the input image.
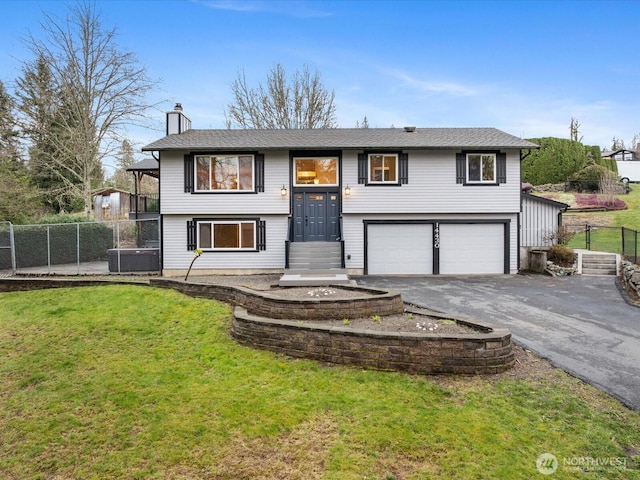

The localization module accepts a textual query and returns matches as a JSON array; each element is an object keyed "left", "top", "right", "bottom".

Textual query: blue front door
[{"left": 293, "top": 192, "right": 339, "bottom": 242}]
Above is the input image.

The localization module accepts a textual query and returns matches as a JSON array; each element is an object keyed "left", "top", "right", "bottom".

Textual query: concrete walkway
[{"left": 354, "top": 273, "right": 640, "bottom": 412}]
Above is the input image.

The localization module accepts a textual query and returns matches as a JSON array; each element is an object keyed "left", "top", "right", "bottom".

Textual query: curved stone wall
[{"left": 232, "top": 306, "right": 515, "bottom": 375}]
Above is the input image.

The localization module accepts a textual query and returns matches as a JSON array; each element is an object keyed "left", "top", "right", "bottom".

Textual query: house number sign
[{"left": 434, "top": 223, "right": 440, "bottom": 249}]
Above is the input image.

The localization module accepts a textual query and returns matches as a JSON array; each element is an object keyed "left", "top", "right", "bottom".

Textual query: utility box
[{"left": 107, "top": 248, "right": 159, "bottom": 273}]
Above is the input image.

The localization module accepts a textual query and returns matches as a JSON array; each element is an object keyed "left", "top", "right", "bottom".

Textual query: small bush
[{"left": 548, "top": 244, "right": 575, "bottom": 267}]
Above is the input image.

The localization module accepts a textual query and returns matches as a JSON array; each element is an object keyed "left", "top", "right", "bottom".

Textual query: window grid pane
[
  {"left": 369, "top": 154, "right": 397, "bottom": 182},
  {"left": 213, "top": 224, "right": 239, "bottom": 248},
  {"left": 195, "top": 155, "right": 254, "bottom": 191}
]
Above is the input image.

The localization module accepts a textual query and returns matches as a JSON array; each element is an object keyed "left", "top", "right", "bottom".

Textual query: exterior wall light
[
  {"left": 281, "top": 185, "right": 288, "bottom": 196},
  {"left": 345, "top": 185, "right": 351, "bottom": 196}
]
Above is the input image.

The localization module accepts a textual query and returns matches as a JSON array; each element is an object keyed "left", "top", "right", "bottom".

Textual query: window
[
  {"left": 358, "top": 152, "right": 408, "bottom": 185},
  {"left": 369, "top": 154, "right": 398, "bottom": 183},
  {"left": 456, "top": 151, "right": 506, "bottom": 185},
  {"left": 467, "top": 153, "right": 495, "bottom": 183},
  {"left": 294, "top": 157, "right": 338, "bottom": 185},
  {"left": 195, "top": 155, "right": 254, "bottom": 191},
  {"left": 197, "top": 221, "right": 256, "bottom": 250}
]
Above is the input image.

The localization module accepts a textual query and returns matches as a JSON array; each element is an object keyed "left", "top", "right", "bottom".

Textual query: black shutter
[
  {"left": 184, "top": 154, "right": 194, "bottom": 192},
  {"left": 187, "top": 220, "right": 197, "bottom": 250},
  {"left": 257, "top": 220, "right": 266, "bottom": 251},
  {"left": 255, "top": 154, "right": 265, "bottom": 192},
  {"left": 357, "top": 153, "right": 367, "bottom": 184},
  {"left": 496, "top": 152, "right": 507, "bottom": 184},
  {"left": 399, "top": 153, "right": 409, "bottom": 184},
  {"left": 455, "top": 153, "right": 466, "bottom": 184}
]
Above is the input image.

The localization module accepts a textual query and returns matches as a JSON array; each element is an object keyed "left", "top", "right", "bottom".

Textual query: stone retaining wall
[
  {"left": 149, "top": 278, "right": 404, "bottom": 320},
  {"left": 232, "top": 307, "right": 515, "bottom": 375},
  {"left": 620, "top": 260, "right": 640, "bottom": 301}
]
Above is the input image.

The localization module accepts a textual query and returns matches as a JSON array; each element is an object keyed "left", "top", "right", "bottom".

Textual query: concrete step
[
  {"left": 288, "top": 242, "right": 343, "bottom": 270},
  {"left": 581, "top": 253, "right": 617, "bottom": 276},
  {"left": 278, "top": 269, "right": 352, "bottom": 287},
  {"left": 582, "top": 268, "right": 617, "bottom": 276}
]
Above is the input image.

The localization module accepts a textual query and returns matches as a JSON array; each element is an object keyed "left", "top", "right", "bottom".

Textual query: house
[
  {"left": 92, "top": 187, "right": 131, "bottom": 220},
  {"left": 602, "top": 148, "right": 640, "bottom": 182},
  {"left": 142, "top": 104, "right": 539, "bottom": 277}
]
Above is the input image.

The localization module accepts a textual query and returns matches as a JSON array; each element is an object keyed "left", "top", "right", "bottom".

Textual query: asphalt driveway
[{"left": 354, "top": 273, "right": 640, "bottom": 412}]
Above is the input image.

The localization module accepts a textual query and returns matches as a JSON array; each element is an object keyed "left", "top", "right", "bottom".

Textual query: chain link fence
[{"left": 0, "top": 218, "right": 160, "bottom": 275}]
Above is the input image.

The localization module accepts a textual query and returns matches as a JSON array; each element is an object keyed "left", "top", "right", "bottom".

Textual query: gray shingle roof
[{"left": 142, "top": 127, "right": 539, "bottom": 152}]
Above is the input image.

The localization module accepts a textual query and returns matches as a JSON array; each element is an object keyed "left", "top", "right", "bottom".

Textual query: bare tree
[
  {"left": 569, "top": 117, "right": 583, "bottom": 142},
  {"left": 225, "top": 63, "right": 337, "bottom": 129},
  {"left": 15, "top": 2, "right": 159, "bottom": 217}
]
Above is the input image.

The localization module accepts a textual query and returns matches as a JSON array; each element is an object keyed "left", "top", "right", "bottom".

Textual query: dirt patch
[
  {"left": 303, "top": 312, "right": 478, "bottom": 335},
  {"left": 267, "top": 286, "right": 373, "bottom": 300}
]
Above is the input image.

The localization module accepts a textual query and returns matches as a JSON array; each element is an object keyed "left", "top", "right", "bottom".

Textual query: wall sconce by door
[
  {"left": 281, "top": 185, "right": 288, "bottom": 196},
  {"left": 344, "top": 185, "right": 351, "bottom": 196}
]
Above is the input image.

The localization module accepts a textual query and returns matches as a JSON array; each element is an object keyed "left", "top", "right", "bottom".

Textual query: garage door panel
[
  {"left": 368, "top": 224, "right": 433, "bottom": 274},
  {"left": 439, "top": 224, "right": 504, "bottom": 274}
]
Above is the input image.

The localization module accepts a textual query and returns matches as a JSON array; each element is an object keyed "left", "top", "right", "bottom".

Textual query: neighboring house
[
  {"left": 142, "top": 104, "right": 539, "bottom": 276},
  {"left": 92, "top": 187, "right": 131, "bottom": 220},
  {"left": 602, "top": 148, "right": 640, "bottom": 182}
]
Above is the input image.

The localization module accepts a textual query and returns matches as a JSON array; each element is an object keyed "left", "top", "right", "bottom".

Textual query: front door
[{"left": 294, "top": 192, "right": 339, "bottom": 242}]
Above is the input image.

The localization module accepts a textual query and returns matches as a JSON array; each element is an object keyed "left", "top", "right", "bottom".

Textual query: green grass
[
  {"left": 1, "top": 285, "right": 639, "bottom": 479},
  {"left": 565, "top": 184, "right": 640, "bottom": 252}
]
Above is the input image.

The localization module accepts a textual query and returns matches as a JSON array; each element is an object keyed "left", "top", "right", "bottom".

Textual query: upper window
[
  {"left": 195, "top": 155, "right": 254, "bottom": 191},
  {"left": 198, "top": 220, "right": 256, "bottom": 250},
  {"left": 294, "top": 157, "right": 338, "bottom": 186},
  {"left": 466, "top": 153, "right": 496, "bottom": 183},
  {"left": 369, "top": 154, "right": 398, "bottom": 183}
]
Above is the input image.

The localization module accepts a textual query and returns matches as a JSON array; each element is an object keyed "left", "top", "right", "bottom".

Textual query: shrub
[
  {"left": 548, "top": 244, "right": 575, "bottom": 267},
  {"left": 575, "top": 194, "right": 627, "bottom": 211}
]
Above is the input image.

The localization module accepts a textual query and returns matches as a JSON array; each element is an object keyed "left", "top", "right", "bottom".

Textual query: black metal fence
[{"left": 564, "top": 222, "right": 639, "bottom": 263}]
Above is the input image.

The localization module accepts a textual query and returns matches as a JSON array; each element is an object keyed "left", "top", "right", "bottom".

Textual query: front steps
[
  {"left": 580, "top": 252, "right": 618, "bottom": 276},
  {"left": 280, "top": 241, "right": 351, "bottom": 286}
]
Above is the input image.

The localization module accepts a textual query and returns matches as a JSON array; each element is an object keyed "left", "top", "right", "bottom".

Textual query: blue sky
[{"left": 2, "top": 0, "right": 640, "bottom": 169}]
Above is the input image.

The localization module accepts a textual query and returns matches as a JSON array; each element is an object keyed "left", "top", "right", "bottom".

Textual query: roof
[
  {"left": 126, "top": 158, "right": 159, "bottom": 171},
  {"left": 142, "top": 127, "right": 539, "bottom": 152},
  {"left": 92, "top": 187, "right": 131, "bottom": 196},
  {"left": 522, "top": 192, "right": 569, "bottom": 210}
]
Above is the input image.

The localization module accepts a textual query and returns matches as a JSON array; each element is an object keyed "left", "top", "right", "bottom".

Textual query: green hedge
[{"left": 1, "top": 222, "right": 113, "bottom": 269}]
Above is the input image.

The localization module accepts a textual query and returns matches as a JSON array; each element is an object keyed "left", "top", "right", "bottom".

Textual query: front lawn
[{"left": 1, "top": 285, "right": 639, "bottom": 479}]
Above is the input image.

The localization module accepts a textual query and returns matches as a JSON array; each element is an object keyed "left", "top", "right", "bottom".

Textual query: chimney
[{"left": 166, "top": 103, "right": 192, "bottom": 135}]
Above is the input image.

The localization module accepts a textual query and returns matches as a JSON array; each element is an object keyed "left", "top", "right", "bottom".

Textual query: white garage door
[
  {"left": 439, "top": 224, "right": 504, "bottom": 274},
  {"left": 368, "top": 224, "right": 433, "bottom": 274}
]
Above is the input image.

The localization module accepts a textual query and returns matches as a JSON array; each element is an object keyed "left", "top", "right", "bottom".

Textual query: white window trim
[
  {"left": 368, "top": 153, "right": 399, "bottom": 184},
  {"left": 197, "top": 220, "right": 257, "bottom": 251},
  {"left": 195, "top": 154, "right": 255, "bottom": 192},
  {"left": 466, "top": 153, "right": 496, "bottom": 184},
  {"left": 293, "top": 157, "right": 339, "bottom": 187}
]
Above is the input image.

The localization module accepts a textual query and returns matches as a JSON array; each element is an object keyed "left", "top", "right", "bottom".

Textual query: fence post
[
  {"left": 586, "top": 224, "right": 590, "bottom": 250},
  {"left": 9, "top": 222, "right": 16, "bottom": 274},
  {"left": 76, "top": 222, "right": 80, "bottom": 275},
  {"left": 47, "top": 225, "right": 51, "bottom": 274}
]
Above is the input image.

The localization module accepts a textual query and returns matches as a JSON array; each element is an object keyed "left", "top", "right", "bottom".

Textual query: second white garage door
[
  {"left": 439, "top": 223, "right": 505, "bottom": 274},
  {"left": 367, "top": 224, "right": 433, "bottom": 274}
]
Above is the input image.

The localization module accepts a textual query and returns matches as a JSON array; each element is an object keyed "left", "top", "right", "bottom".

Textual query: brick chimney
[{"left": 166, "top": 103, "right": 191, "bottom": 135}]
